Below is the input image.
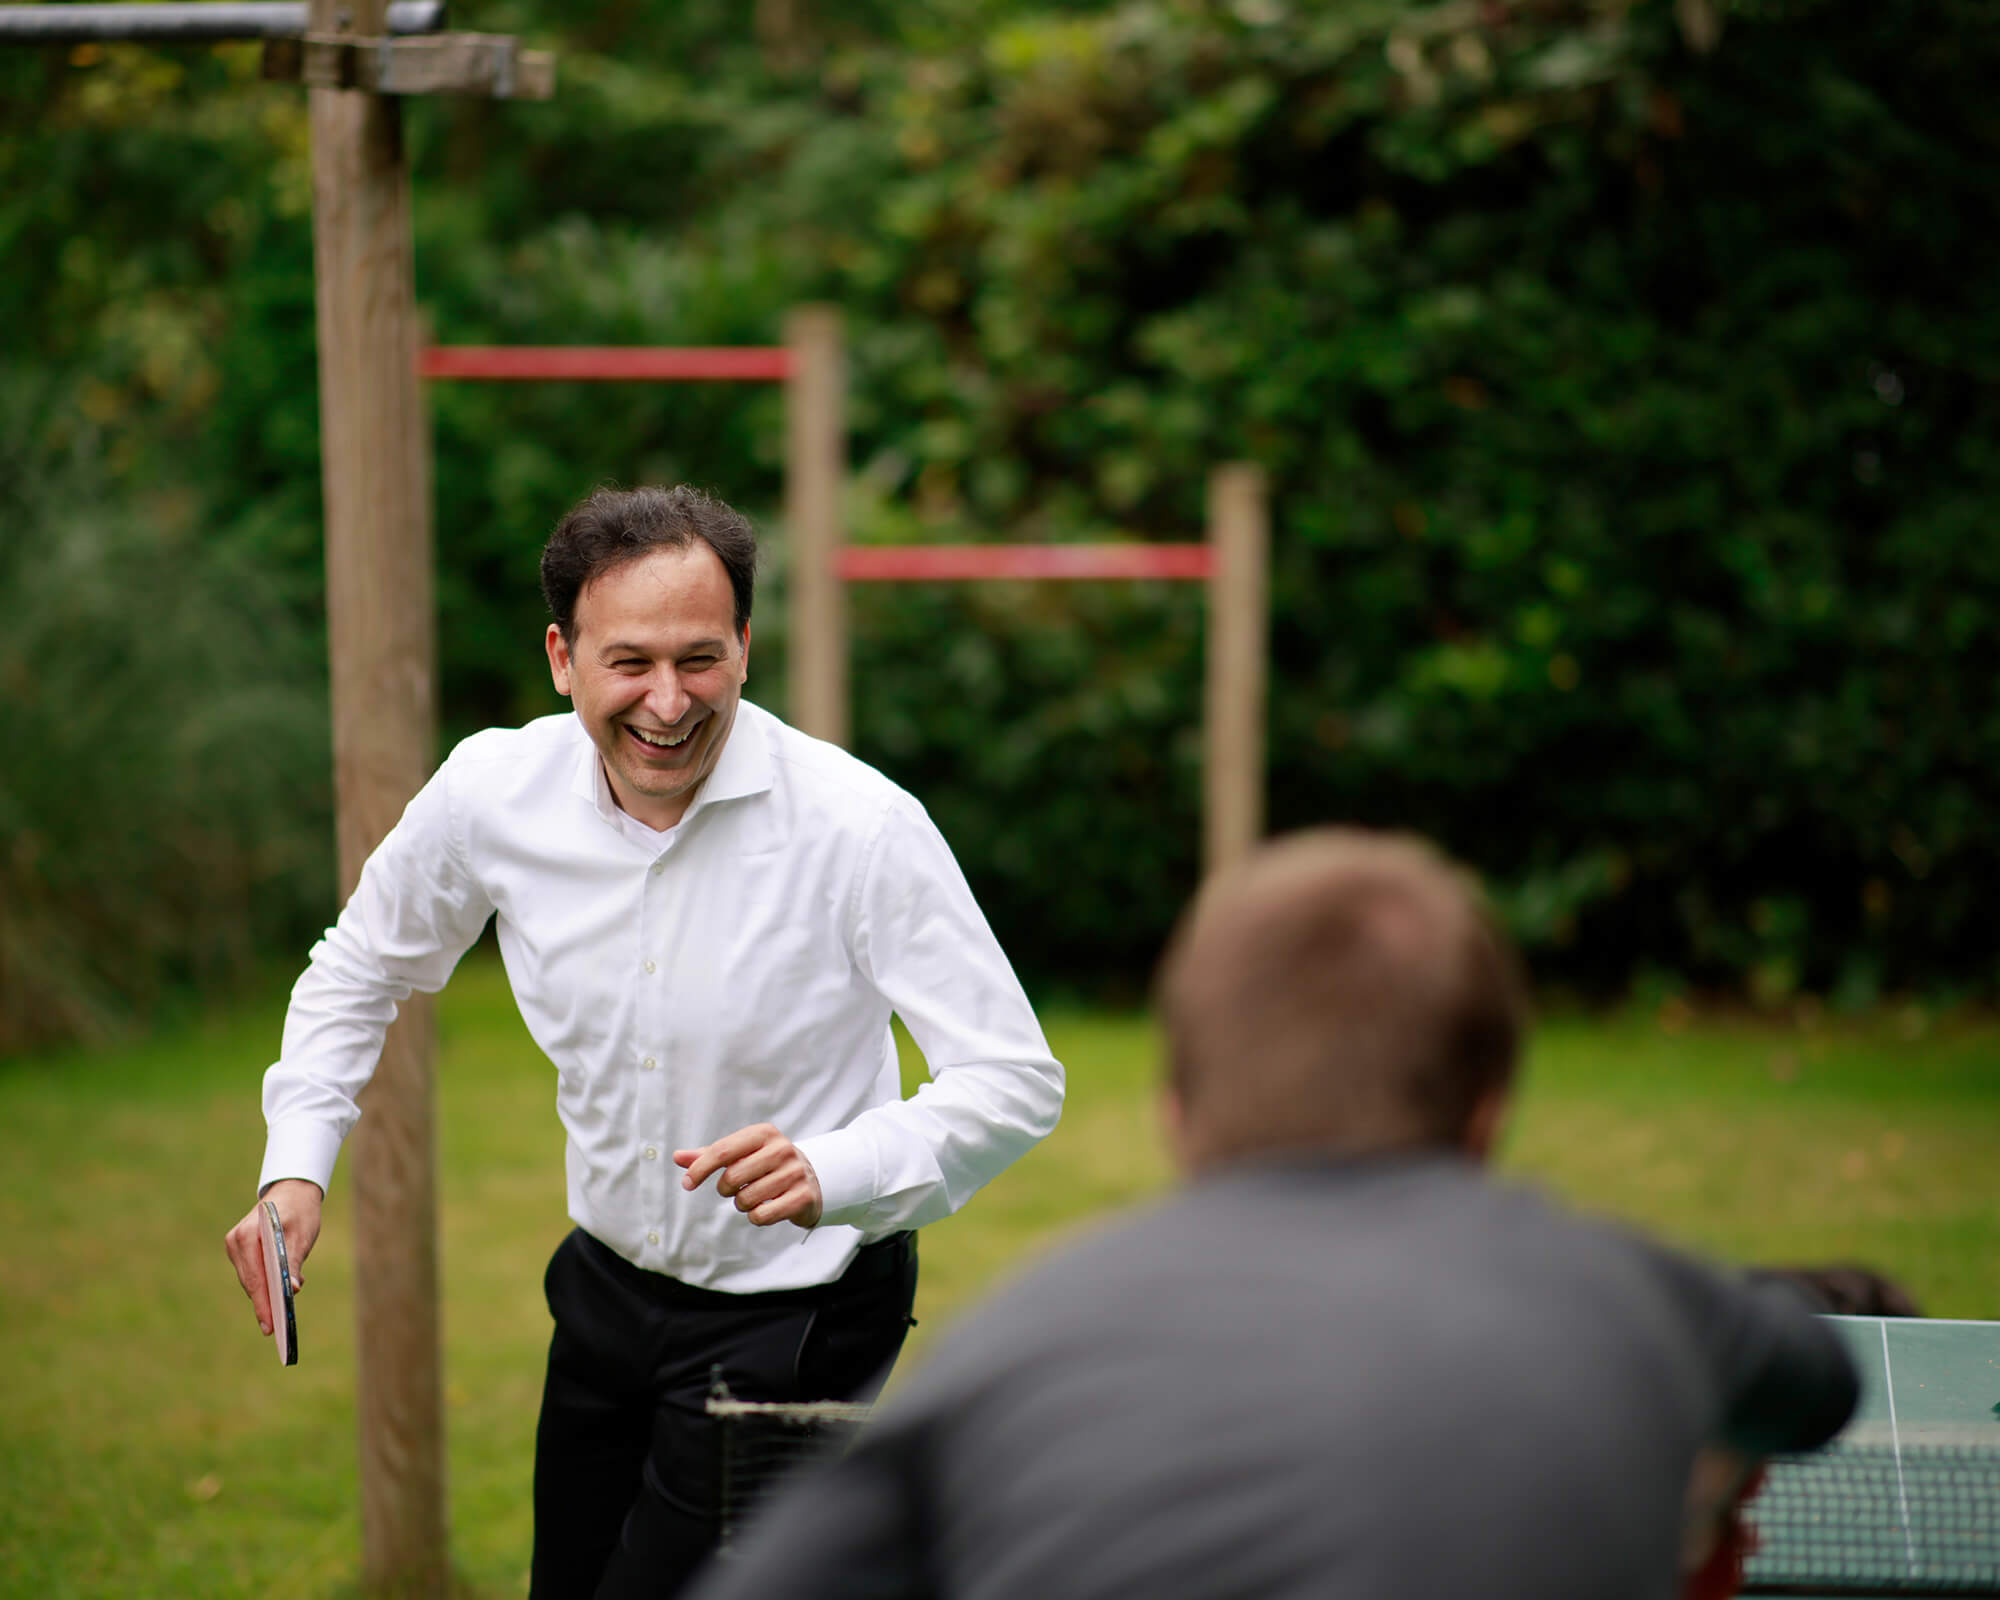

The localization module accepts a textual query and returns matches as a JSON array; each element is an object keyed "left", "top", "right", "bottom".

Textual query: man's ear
[
  {"left": 737, "top": 622, "right": 752, "bottom": 683},
  {"left": 1461, "top": 1083, "right": 1512, "bottom": 1165},
  {"left": 546, "top": 623, "right": 574, "bottom": 697}
]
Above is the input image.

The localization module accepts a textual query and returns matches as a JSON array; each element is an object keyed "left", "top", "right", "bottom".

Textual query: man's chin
[{"left": 624, "top": 763, "right": 698, "bottom": 799}]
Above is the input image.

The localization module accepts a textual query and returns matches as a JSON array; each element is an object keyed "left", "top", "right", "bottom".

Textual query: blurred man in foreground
[{"left": 693, "top": 828, "right": 1859, "bottom": 1600}]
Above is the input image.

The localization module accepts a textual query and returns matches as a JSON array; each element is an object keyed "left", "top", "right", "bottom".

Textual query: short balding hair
[{"left": 1158, "top": 829, "right": 1528, "bottom": 1169}]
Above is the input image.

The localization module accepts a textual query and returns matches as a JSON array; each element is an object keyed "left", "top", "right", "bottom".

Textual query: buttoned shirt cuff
[
  {"left": 258, "top": 1121, "right": 344, "bottom": 1199},
  {"left": 795, "top": 1128, "right": 877, "bottom": 1230}
]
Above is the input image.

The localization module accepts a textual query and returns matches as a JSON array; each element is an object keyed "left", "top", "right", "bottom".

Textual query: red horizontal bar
[
  {"left": 836, "top": 544, "right": 1214, "bottom": 582},
  {"left": 419, "top": 346, "right": 793, "bottom": 382}
]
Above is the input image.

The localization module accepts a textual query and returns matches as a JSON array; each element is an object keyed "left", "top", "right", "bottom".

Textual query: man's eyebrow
[{"left": 596, "top": 636, "right": 731, "bottom": 658}]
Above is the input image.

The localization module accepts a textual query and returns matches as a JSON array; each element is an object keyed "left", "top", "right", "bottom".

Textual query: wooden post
[
  {"left": 785, "top": 305, "right": 848, "bottom": 746},
  {"left": 308, "top": 0, "right": 447, "bottom": 1591},
  {"left": 1204, "top": 463, "right": 1268, "bottom": 876}
]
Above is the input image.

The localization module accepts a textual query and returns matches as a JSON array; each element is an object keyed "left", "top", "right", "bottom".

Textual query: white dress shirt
[{"left": 259, "top": 701, "right": 1065, "bottom": 1292}]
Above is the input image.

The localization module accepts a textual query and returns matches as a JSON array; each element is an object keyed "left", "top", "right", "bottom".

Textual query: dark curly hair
[{"left": 540, "top": 485, "right": 757, "bottom": 645}]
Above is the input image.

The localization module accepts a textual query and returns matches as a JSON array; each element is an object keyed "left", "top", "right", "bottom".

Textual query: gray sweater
[{"left": 694, "top": 1152, "right": 1858, "bottom": 1600}]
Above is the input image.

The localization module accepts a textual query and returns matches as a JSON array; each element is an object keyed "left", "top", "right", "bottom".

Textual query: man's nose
[{"left": 645, "top": 668, "right": 692, "bottom": 723}]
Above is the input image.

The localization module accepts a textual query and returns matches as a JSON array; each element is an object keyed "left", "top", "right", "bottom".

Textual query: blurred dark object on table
[{"left": 1753, "top": 1266, "right": 1923, "bottom": 1318}]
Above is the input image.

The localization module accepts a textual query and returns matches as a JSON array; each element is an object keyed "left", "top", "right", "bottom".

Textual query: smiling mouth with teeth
[{"left": 629, "top": 724, "right": 694, "bottom": 750}]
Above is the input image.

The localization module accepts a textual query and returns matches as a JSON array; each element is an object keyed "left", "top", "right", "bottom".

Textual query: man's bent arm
[
  {"left": 796, "top": 796, "right": 1064, "bottom": 1235},
  {"left": 1709, "top": 1273, "right": 1861, "bottom": 1456},
  {"left": 1648, "top": 1242, "right": 1862, "bottom": 1457},
  {"left": 259, "top": 760, "right": 495, "bottom": 1194}
]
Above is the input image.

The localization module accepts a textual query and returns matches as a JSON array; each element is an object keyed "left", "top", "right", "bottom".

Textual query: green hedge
[
  {"left": 778, "top": 0, "right": 2000, "bottom": 1000},
  {"left": 3, "top": 0, "right": 1995, "bottom": 1034}
]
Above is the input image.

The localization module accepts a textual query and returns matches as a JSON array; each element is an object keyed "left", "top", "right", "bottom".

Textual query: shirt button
[
  {"left": 643, "top": 1145, "right": 658, "bottom": 1160},
  {"left": 643, "top": 959, "right": 657, "bottom": 974},
  {"left": 642, "top": 1056, "right": 657, "bottom": 1070},
  {"left": 647, "top": 1231, "right": 660, "bottom": 1245},
  {"left": 650, "top": 861, "right": 665, "bottom": 876}
]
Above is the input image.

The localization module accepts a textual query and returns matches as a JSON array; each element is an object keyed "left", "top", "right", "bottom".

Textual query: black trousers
[{"left": 529, "top": 1228, "right": 918, "bottom": 1600}]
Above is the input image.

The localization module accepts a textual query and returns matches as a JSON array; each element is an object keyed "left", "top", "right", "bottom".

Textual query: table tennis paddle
[{"left": 259, "top": 1198, "right": 299, "bottom": 1368}]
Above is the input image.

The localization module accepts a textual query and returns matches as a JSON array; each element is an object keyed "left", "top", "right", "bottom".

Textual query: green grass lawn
[{"left": 2, "top": 954, "right": 1995, "bottom": 1597}]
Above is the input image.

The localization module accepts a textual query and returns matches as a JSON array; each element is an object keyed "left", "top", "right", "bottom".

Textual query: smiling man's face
[{"left": 545, "top": 542, "right": 750, "bottom": 831}]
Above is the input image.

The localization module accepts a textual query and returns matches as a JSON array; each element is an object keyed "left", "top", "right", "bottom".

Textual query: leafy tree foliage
[
  {"left": 779, "top": 0, "right": 2000, "bottom": 1001},
  {"left": 2, "top": 0, "right": 1995, "bottom": 1037},
  {"left": 0, "top": 383, "right": 331, "bottom": 1052}
]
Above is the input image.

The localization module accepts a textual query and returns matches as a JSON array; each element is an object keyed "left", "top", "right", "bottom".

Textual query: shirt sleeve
[
  {"left": 1652, "top": 1249, "right": 1862, "bottom": 1456},
  {"left": 794, "top": 795, "right": 1065, "bottom": 1234},
  {"left": 1706, "top": 1272, "right": 1862, "bottom": 1455},
  {"left": 257, "top": 758, "right": 496, "bottom": 1196}
]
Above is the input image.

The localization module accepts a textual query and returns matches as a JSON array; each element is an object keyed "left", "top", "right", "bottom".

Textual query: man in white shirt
[{"left": 222, "top": 484, "right": 1065, "bottom": 1598}]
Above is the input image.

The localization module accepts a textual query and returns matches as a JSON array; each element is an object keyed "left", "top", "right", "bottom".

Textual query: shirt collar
[
  {"left": 567, "top": 702, "right": 777, "bottom": 831},
  {"left": 683, "top": 699, "right": 777, "bottom": 815}
]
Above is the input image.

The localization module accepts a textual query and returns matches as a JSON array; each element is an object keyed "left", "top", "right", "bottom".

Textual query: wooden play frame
[
  {"left": 422, "top": 322, "right": 1270, "bottom": 871},
  {"left": 7, "top": 7, "right": 1266, "bottom": 1582}
]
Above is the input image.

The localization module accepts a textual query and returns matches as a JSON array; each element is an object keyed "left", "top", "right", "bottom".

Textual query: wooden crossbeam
[
  {"left": 262, "top": 30, "right": 554, "bottom": 98},
  {"left": 836, "top": 544, "right": 1215, "bottom": 582},
  {"left": 0, "top": 5, "right": 562, "bottom": 1595},
  {"left": 0, "top": 1, "right": 446, "bottom": 43},
  {"left": 421, "top": 345, "right": 791, "bottom": 381}
]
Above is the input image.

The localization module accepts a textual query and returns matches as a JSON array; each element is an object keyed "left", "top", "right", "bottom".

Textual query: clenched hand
[
  {"left": 223, "top": 1177, "right": 323, "bottom": 1337},
  {"left": 674, "top": 1123, "right": 822, "bottom": 1229}
]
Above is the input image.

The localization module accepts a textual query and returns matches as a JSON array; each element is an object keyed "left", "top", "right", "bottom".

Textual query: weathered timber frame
[
  {"left": 0, "top": 1, "right": 445, "bottom": 41},
  {"left": 264, "top": 28, "right": 553, "bottom": 97},
  {"left": 424, "top": 328, "right": 1268, "bottom": 873},
  {"left": 1, "top": 6, "right": 555, "bottom": 1593}
]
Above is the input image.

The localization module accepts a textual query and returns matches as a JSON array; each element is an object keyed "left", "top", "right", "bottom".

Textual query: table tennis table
[
  {"left": 1743, "top": 1316, "right": 2000, "bottom": 1597},
  {"left": 708, "top": 1320, "right": 2000, "bottom": 1588}
]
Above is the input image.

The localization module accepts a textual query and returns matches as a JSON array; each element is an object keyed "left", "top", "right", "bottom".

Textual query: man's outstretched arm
[
  {"left": 226, "top": 757, "right": 493, "bottom": 1340},
  {"left": 1711, "top": 1274, "right": 1860, "bottom": 1457}
]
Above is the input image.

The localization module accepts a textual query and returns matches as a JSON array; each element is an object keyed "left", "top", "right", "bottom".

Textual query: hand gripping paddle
[{"left": 258, "top": 1198, "right": 299, "bottom": 1367}]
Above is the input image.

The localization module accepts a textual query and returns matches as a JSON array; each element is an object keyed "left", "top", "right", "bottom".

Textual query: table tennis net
[
  {"left": 1741, "top": 1443, "right": 2000, "bottom": 1596},
  {"left": 706, "top": 1379, "right": 874, "bottom": 1554},
  {"left": 701, "top": 1387, "right": 2000, "bottom": 1593}
]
